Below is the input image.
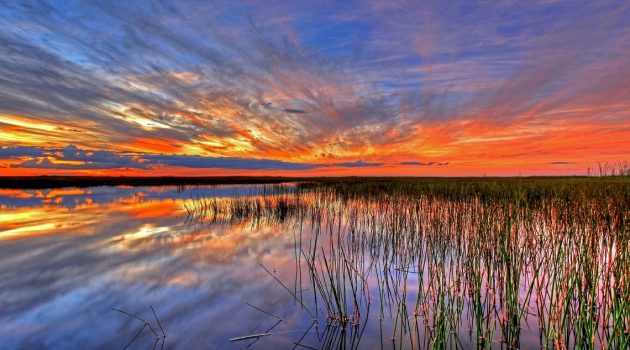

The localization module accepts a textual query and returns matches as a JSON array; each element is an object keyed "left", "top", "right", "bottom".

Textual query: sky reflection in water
[
  {"left": 0, "top": 184, "right": 584, "bottom": 349},
  {"left": 0, "top": 185, "right": 324, "bottom": 349}
]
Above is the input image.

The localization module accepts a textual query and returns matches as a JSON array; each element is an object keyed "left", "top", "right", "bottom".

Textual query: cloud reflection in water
[{"left": 0, "top": 185, "right": 316, "bottom": 349}]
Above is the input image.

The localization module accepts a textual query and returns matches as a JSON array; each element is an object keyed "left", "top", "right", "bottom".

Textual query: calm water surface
[
  {"left": 1, "top": 185, "right": 322, "bottom": 349},
  {"left": 0, "top": 184, "right": 623, "bottom": 349}
]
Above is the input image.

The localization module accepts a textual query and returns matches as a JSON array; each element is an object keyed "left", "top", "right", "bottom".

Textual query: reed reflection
[
  {"left": 0, "top": 181, "right": 627, "bottom": 349},
  {"left": 0, "top": 184, "right": 311, "bottom": 349},
  {"left": 187, "top": 181, "right": 628, "bottom": 349}
]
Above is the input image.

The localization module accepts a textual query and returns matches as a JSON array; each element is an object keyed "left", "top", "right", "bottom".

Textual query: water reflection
[
  {"left": 0, "top": 185, "right": 298, "bottom": 209},
  {"left": 0, "top": 183, "right": 626, "bottom": 349},
  {"left": 0, "top": 184, "right": 313, "bottom": 349}
]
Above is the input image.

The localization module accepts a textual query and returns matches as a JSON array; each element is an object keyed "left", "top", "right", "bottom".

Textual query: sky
[{"left": 0, "top": 0, "right": 629, "bottom": 176}]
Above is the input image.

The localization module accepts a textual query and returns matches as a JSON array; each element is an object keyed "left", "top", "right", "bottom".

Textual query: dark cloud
[
  {"left": 9, "top": 145, "right": 149, "bottom": 169},
  {"left": 549, "top": 161, "right": 576, "bottom": 165},
  {"left": 0, "top": 146, "right": 45, "bottom": 158},
  {"left": 3, "top": 145, "right": 312, "bottom": 170},
  {"left": 142, "top": 154, "right": 314, "bottom": 170},
  {"left": 2, "top": 145, "right": 390, "bottom": 170},
  {"left": 400, "top": 161, "right": 449, "bottom": 166},
  {"left": 283, "top": 108, "right": 306, "bottom": 114}
]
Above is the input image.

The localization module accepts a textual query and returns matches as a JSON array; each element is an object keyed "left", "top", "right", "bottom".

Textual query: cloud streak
[
  {"left": 0, "top": 1, "right": 628, "bottom": 175},
  {"left": 1, "top": 145, "right": 389, "bottom": 171},
  {"left": 400, "top": 161, "right": 448, "bottom": 166}
]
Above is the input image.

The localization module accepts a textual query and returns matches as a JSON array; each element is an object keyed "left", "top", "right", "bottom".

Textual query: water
[
  {"left": 0, "top": 184, "right": 625, "bottom": 349},
  {"left": 0, "top": 185, "right": 311, "bottom": 349}
]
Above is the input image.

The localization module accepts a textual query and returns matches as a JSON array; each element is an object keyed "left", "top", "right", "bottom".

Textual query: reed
[{"left": 196, "top": 177, "right": 628, "bottom": 349}]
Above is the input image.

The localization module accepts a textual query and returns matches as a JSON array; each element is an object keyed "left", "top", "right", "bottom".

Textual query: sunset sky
[{"left": 0, "top": 1, "right": 628, "bottom": 176}]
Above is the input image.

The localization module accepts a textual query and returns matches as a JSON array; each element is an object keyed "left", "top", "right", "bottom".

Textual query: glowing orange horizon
[
  {"left": 2, "top": 111, "right": 627, "bottom": 176},
  {"left": 1, "top": 1, "right": 629, "bottom": 177}
]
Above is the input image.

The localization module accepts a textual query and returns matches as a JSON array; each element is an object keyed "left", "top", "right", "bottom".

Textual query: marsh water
[{"left": 0, "top": 183, "right": 627, "bottom": 349}]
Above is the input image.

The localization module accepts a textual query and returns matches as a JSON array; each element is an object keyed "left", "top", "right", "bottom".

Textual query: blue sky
[{"left": 0, "top": 0, "right": 629, "bottom": 175}]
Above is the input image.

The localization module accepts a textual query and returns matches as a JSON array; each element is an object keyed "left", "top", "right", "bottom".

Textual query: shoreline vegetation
[
  {"left": 0, "top": 174, "right": 628, "bottom": 190},
  {"left": 1, "top": 175, "right": 627, "bottom": 348},
  {"left": 180, "top": 178, "right": 628, "bottom": 348}
]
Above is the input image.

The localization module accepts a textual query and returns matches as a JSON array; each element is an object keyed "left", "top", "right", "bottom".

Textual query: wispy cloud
[
  {"left": 328, "top": 160, "right": 384, "bottom": 168},
  {"left": 0, "top": 1, "right": 628, "bottom": 175},
  {"left": 400, "top": 161, "right": 448, "bottom": 166},
  {"left": 1, "top": 145, "right": 388, "bottom": 171}
]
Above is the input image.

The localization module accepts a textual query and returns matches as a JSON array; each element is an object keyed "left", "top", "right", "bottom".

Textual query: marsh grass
[
  {"left": 186, "top": 177, "right": 628, "bottom": 349},
  {"left": 112, "top": 306, "right": 166, "bottom": 350}
]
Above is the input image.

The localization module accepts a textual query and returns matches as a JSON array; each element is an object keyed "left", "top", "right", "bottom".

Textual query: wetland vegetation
[
  {"left": 187, "top": 177, "right": 629, "bottom": 349},
  {"left": 0, "top": 177, "right": 627, "bottom": 349}
]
